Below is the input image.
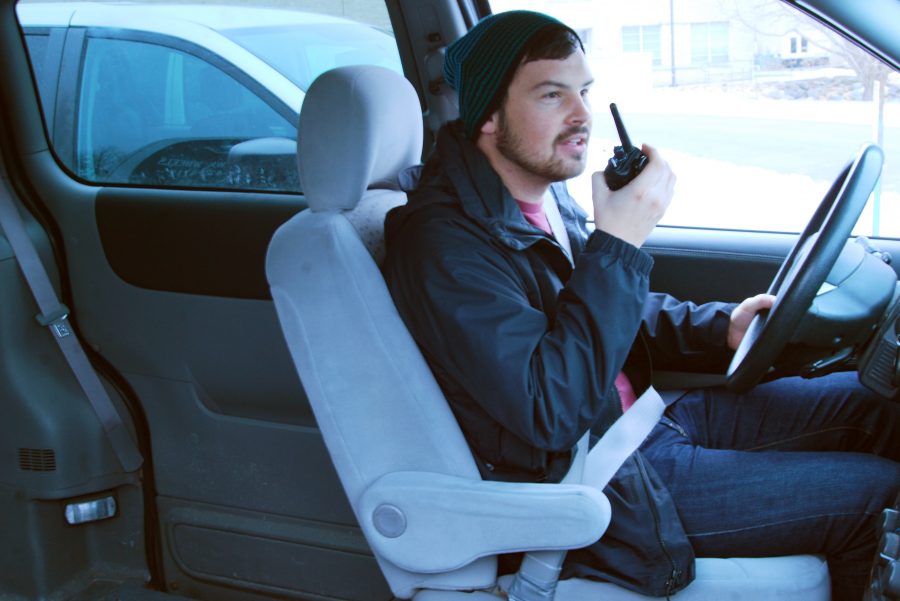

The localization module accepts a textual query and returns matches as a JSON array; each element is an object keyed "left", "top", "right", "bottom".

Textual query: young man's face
[{"left": 486, "top": 49, "right": 593, "bottom": 185}]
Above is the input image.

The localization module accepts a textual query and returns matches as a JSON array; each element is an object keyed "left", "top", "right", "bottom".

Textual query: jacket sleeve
[
  {"left": 385, "top": 217, "right": 652, "bottom": 453},
  {"left": 640, "top": 293, "right": 738, "bottom": 373}
]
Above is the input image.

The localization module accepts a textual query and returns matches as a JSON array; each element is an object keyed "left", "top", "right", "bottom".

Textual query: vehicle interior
[{"left": 1, "top": 0, "right": 899, "bottom": 600}]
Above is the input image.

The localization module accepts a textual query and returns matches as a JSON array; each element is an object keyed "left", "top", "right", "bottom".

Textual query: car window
[
  {"left": 490, "top": 0, "right": 899, "bottom": 239},
  {"left": 23, "top": 31, "right": 55, "bottom": 130},
  {"left": 225, "top": 23, "right": 402, "bottom": 92},
  {"left": 77, "top": 36, "right": 298, "bottom": 190},
  {"left": 23, "top": 31, "right": 50, "bottom": 94},
  {"left": 16, "top": 1, "right": 402, "bottom": 194}
]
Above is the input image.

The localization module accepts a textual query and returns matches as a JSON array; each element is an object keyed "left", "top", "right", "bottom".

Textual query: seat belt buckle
[{"left": 36, "top": 304, "right": 72, "bottom": 338}]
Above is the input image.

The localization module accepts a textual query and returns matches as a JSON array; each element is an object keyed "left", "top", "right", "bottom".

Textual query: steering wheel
[{"left": 726, "top": 144, "right": 884, "bottom": 393}]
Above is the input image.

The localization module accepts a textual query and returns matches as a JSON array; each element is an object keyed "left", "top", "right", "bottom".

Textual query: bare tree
[
  {"left": 718, "top": 0, "right": 890, "bottom": 101},
  {"left": 716, "top": 0, "right": 890, "bottom": 234}
]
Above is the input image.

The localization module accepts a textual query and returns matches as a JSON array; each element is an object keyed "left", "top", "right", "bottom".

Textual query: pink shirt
[
  {"left": 515, "top": 199, "right": 553, "bottom": 235},
  {"left": 615, "top": 372, "right": 638, "bottom": 412},
  {"left": 515, "top": 199, "right": 638, "bottom": 413}
]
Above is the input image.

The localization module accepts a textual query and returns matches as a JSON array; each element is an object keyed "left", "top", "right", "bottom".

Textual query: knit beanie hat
[{"left": 444, "top": 10, "right": 577, "bottom": 137}]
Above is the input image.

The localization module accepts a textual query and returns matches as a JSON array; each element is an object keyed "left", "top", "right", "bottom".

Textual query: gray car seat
[{"left": 265, "top": 64, "right": 831, "bottom": 600}]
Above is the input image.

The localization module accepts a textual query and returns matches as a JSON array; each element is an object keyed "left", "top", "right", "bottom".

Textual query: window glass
[
  {"left": 23, "top": 32, "right": 50, "bottom": 93},
  {"left": 225, "top": 23, "right": 402, "bottom": 92},
  {"left": 23, "top": 31, "right": 58, "bottom": 123},
  {"left": 76, "top": 37, "right": 297, "bottom": 189},
  {"left": 489, "top": 0, "right": 900, "bottom": 239},
  {"left": 16, "top": 0, "right": 401, "bottom": 194}
]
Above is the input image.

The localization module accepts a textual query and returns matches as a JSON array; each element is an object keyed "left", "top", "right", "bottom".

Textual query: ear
[{"left": 480, "top": 111, "right": 499, "bottom": 136}]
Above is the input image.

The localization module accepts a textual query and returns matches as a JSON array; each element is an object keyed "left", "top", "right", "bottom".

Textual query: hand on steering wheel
[{"left": 726, "top": 144, "right": 884, "bottom": 393}]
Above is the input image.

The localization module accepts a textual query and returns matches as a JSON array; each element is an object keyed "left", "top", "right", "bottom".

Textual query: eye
[{"left": 544, "top": 90, "right": 562, "bottom": 99}]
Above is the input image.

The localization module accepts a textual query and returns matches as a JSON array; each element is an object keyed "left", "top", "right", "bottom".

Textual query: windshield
[{"left": 224, "top": 23, "right": 403, "bottom": 92}]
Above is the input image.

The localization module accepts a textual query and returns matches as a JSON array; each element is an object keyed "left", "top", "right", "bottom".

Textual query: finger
[
  {"left": 641, "top": 144, "right": 671, "bottom": 172},
  {"left": 752, "top": 293, "right": 776, "bottom": 310},
  {"left": 641, "top": 144, "right": 658, "bottom": 161},
  {"left": 630, "top": 151, "right": 667, "bottom": 195}
]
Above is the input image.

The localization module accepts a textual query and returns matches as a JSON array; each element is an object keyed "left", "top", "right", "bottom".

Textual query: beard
[{"left": 495, "top": 108, "right": 589, "bottom": 183}]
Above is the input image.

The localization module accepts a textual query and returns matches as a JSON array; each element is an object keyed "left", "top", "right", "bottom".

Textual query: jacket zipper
[
  {"left": 634, "top": 453, "right": 681, "bottom": 599},
  {"left": 662, "top": 416, "right": 689, "bottom": 439}
]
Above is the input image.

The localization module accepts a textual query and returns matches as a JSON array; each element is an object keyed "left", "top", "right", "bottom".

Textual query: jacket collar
[{"left": 438, "top": 120, "right": 540, "bottom": 250}]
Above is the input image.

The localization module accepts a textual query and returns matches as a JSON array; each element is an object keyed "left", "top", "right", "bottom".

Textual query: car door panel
[
  {"left": 96, "top": 189, "right": 300, "bottom": 299},
  {"left": 646, "top": 227, "right": 789, "bottom": 304},
  {"left": 8, "top": 10, "right": 394, "bottom": 598},
  {"left": 646, "top": 226, "right": 900, "bottom": 305},
  {"left": 158, "top": 495, "right": 385, "bottom": 601},
  {"left": 22, "top": 148, "right": 389, "bottom": 597},
  {"left": 25, "top": 149, "right": 393, "bottom": 599},
  {"left": 0, "top": 175, "right": 148, "bottom": 599}
]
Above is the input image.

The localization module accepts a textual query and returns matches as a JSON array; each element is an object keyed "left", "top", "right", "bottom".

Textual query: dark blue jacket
[
  {"left": 383, "top": 120, "right": 735, "bottom": 595},
  {"left": 384, "top": 120, "right": 734, "bottom": 482}
]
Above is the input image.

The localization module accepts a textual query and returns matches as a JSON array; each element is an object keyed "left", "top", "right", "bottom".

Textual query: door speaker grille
[{"left": 18, "top": 448, "right": 57, "bottom": 472}]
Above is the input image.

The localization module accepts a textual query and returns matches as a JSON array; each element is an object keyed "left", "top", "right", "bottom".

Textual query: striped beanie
[{"left": 444, "top": 10, "right": 577, "bottom": 137}]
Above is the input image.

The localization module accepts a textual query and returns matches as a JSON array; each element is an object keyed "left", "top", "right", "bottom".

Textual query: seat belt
[
  {"left": 581, "top": 385, "right": 666, "bottom": 490},
  {"left": 0, "top": 178, "right": 143, "bottom": 472},
  {"left": 506, "top": 387, "right": 666, "bottom": 601}
]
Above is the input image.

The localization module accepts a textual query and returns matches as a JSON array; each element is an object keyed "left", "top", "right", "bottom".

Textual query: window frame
[{"left": 22, "top": 26, "right": 66, "bottom": 134}]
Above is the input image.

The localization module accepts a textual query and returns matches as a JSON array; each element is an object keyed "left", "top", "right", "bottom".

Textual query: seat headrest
[{"left": 298, "top": 65, "right": 423, "bottom": 212}]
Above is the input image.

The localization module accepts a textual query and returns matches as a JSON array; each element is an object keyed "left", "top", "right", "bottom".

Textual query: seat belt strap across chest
[{"left": 0, "top": 179, "right": 142, "bottom": 472}]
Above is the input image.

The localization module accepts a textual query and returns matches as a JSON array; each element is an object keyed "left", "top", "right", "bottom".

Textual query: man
[{"left": 382, "top": 10, "right": 900, "bottom": 600}]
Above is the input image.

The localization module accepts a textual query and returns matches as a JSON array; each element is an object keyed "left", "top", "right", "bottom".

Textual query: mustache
[{"left": 555, "top": 125, "right": 591, "bottom": 144}]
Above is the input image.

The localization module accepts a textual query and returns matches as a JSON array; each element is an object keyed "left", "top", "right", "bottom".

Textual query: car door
[{"left": 4, "top": 2, "right": 405, "bottom": 600}]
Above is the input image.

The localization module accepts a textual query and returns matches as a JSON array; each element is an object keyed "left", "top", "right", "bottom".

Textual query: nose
[{"left": 569, "top": 93, "right": 591, "bottom": 126}]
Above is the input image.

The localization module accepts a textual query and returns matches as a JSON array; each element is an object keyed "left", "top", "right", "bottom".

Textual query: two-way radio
[{"left": 603, "top": 103, "right": 648, "bottom": 191}]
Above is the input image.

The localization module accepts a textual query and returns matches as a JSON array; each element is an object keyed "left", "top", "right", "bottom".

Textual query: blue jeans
[{"left": 640, "top": 371, "right": 900, "bottom": 601}]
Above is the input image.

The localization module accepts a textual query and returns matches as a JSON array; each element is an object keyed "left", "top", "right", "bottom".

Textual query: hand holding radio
[{"left": 592, "top": 103, "right": 675, "bottom": 248}]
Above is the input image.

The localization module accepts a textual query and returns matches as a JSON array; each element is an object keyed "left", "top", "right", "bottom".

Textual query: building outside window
[
  {"left": 622, "top": 24, "right": 662, "bottom": 66},
  {"left": 691, "top": 21, "right": 729, "bottom": 66}
]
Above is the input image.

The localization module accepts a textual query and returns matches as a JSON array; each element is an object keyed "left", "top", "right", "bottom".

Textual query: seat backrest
[{"left": 265, "top": 66, "right": 497, "bottom": 598}]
